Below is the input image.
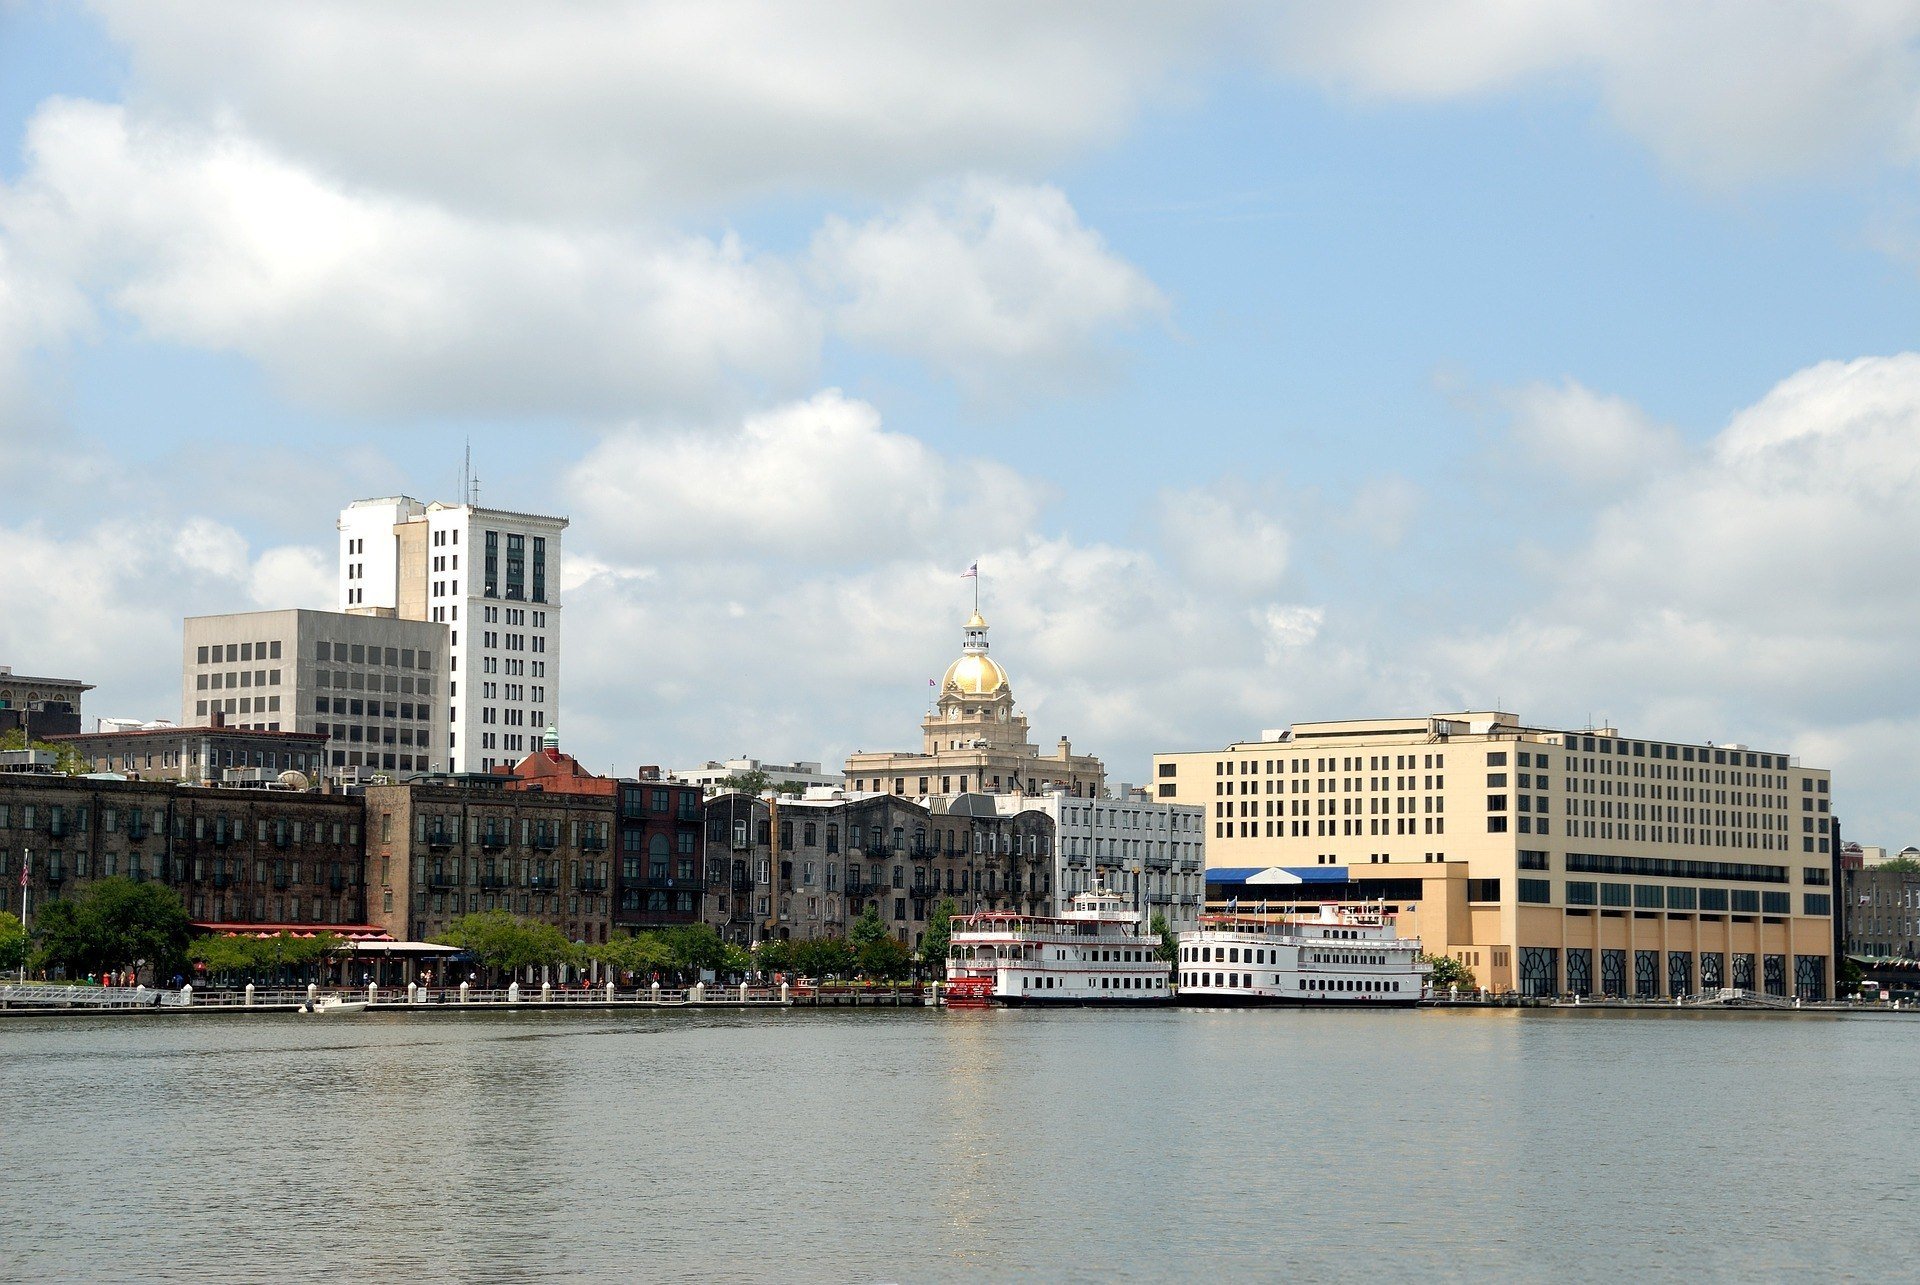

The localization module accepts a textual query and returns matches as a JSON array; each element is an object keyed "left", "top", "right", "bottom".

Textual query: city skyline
[{"left": 2, "top": 5, "right": 1918, "bottom": 840}]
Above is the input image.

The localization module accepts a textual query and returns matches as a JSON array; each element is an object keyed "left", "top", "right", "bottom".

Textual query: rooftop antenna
[{"left": 460, "top": 438, "right": 482, "bottom": 507}]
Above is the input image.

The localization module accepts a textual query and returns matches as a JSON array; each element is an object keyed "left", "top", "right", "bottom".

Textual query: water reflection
[{"left": 0, "top": 1009, "right": 1912, "bottom": 1281}]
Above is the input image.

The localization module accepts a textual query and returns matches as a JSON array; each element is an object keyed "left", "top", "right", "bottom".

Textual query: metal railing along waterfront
[{"left": 0, "top": 984, "right": 186, "bottom": 1009}]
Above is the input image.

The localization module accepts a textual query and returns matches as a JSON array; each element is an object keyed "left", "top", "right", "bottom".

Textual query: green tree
[
  {"left": 1837, "top": 956, "right": 1865, "bottom": 994},
  {"left": 919, "top": 898, "right": 957, "bottom": 968},
  {"left": 813, "top": 937, "right": 857, "bottom": 979},
  {"left": 0, "top": 911, "right": 26, "bottom": 972},
  {"left": 435, "top": 910, "right": 579, "bottom": 981},
  {"left": 663, "top": 923, "right": 727, "bottom": 976},
  {"left": 0, "top": 729, "right": 86, "bottom": 774},
  {"left": 849, "top": 905, "right": 888, "bottom": 950},
  {"left": 718, "top": 770, "right": 772, "bottom": 796},
  {"left": 596, "top": 930, "right": 673, "bottom": 979},
  {"left": 754, "top": 938, "right": 794, "bottom": 975},
  {"left": 1149, "top": 913, "right": 1178, "bottom": 964},
  {"left": 32, "top": 877, "right": 191, "bottom": 978},
  {"left": 858, "top": 934, "right": 910, "bottom": 981},
  {"left": 774, "top": 780, "right": 807, "bottom": 797},
  {"left": 1421, "top": 952, "right": 1476, "bottom": 990},
  {"left": 720, "top": 943, "right": 753, "bottom": 977},
  {"left": 1878, "top": 856, "right": 1920, "bottom": 873}
]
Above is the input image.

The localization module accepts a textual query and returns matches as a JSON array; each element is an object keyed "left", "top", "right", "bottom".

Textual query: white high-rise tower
[{"left": 337, "top": 495, "right": 568, "bottom": 774}]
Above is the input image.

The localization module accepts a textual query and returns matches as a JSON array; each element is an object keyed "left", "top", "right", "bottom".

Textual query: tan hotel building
[{"left": 1154, "top": 711, "right": 1836, "bottom": 999}]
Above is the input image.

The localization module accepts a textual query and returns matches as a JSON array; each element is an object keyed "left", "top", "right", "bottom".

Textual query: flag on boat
[{"left": 960, "top": 562, "right": 977, "bottom": 579}]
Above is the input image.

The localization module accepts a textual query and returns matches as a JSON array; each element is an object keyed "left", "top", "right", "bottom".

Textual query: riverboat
[
  {"left": 946, "top": 886, "right": 1173, "bottom": 1007},
  {"left": 1177, "top": 903, "right": 1428, "bottom": 1007}
]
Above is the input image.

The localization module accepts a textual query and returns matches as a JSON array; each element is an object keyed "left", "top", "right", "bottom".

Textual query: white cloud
[
  {"left": 1269, "top": 1, "right": 1920, "bottom": 186},
  {"left": 1156, "top": 480, "right": 1293, "bottom": 594},
  {"left": 1503, "top": 377, "right": 1682, "bottom": 486},
  {"left": 1436, "top": 353, "right": 1920, "bottom": 837},
  {"left": 813, "top": 177, "right": 1165, "bottom": 392},
  {"left": 0, "top": 100, "right": 821, "bottom": 418},
  {"left": 0, "top": 517, "right": 330, "bottom": 723},
  {"left": 569, "top": 390, "right": 1050, "bottom": 564},
  {"left": 247, "top": 545, "right": 333, "bottom": 609},
  {"left": 95, "top": 1, "right": 1213, "bottom": 215}
]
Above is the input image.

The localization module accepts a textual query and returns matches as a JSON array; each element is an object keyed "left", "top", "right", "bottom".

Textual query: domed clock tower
[{"left": 844, "top": 608, "right": 1105, "bottom": 800}]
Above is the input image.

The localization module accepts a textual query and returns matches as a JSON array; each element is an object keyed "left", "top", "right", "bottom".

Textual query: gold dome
[
  {"left": 942, "top": 652, "right": 1009, "bottom": 696},
  {"left": 965, "top": 611, "right": 988, "bottom": 629}
]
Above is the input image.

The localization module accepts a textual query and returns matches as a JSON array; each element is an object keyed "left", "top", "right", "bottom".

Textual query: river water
[{"left": 1, "top": 1006, "right": 1912, "bottom": 1282}]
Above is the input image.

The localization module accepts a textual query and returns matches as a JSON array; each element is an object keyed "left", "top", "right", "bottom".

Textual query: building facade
[
  {"left": 362, "top": 777, "right": 615, "bottom": 947},
  {"left": 181, "top": 608, "right": 447, "bottom": 778},
  {"left": 53, "top": 723, "right": 328, "bottom": 784},
  {"left": 339, "top": 496, "right": 568, "bottom": 775},
  {"left": 614, "top": 772, "right": 706, "bottom": 933},
  {"left": 1156, "top": 711, "right": 1836, "bottom": 999},
  {"left": 1846, "top": 861, "right": 1920, "bottom": 960},
  {"left": 703, "top": 790, "right": 1055, "bottom": 955},
  {"left": 0, "top": 665, "right": 91, "bottom": 740},
  {"left": 0, "top": 773, "right": 367, "bottom": 935},
  {"left": 844, "top": 612, "right": 1104, "bottom": 800},
  {"left": 1010, "top": 786, "right": 1207, "bottom": 932}
]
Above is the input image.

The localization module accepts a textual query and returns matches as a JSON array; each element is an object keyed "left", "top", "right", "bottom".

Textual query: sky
[{"left": 1, "top": 1, "right": 1917, "bottom": 841}]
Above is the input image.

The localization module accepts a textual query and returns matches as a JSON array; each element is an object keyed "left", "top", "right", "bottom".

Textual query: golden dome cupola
[{"left": 941, "top": 611, "right": 1009, "bottom": 696}]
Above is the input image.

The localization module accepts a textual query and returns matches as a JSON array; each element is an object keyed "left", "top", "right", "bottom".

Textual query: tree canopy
[
  {"left": 1421, "top": 952, "right": 1475, "bottom": 990},
  {"left": 1877, "top": 856, "right": 1920, "bottom": 873},
  {"left": 189, "top": 931, "right": 347, "bottom": 979},
  {"left": 0, "top": 729, "right": 86, "bottom": 774},
  {"left": 434, "top": 910, "right": 578, "bottom": 977},
  {"left": 918, "top": 898, "right": 957, "bottom": 965},
  {"left": 0, "top": 911, "right": 26, "bottom": 972},
  {"left": 32, "top": 877, "right": 192, "bottom": 976},
  {"left": 849, "top": 905, "right": 888, "bottom": 950},
  {"left": 1150, "top": 913, "right": 1178, "bottom": 964}
]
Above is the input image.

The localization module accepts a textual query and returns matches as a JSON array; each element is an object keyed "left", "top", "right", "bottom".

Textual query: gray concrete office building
[{"left": 182, "top": 609, "right": 448, "bottom": 777}]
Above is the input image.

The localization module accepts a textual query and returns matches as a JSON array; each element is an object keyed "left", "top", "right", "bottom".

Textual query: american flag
[
  {"left": 19, "top": 851, "right": 27, "bottom": 889},
  {"left": 960, "top": 562, "right": 977, "bottom": 579}
]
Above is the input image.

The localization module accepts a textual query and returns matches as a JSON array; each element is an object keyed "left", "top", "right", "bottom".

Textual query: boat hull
[
  {"left": 994, "top": 994, "right": 1175, "bottom": 1009},
  {"left": 1177, "top": 991, "right": 1420, "bottom": 1009}
]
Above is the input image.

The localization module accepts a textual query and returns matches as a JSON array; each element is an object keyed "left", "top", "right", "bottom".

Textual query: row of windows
[
  {"left": 314, "top": 642, "right": 435, "bottom": 669},
  {"left": 0, "top": 805, "right": 356, "bottom": 845}
]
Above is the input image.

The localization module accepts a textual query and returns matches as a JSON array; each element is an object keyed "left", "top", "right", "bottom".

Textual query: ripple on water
[{"left": 0, "top": 1007, "right": 1913, "bottom": 1282}]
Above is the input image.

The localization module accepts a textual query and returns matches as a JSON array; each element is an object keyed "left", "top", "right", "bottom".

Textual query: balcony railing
[
  {"left": 580, "top": 837, "right": 608, "bottom": 853},
  {"left": 480, "top": 833, "right": 507, "bottom": 850},
  {"left": 528, "top": 875, "right": 558, "bottom": 891},
  {"left": 479, "top": 875, "right": 510, "bottom": 890},
  {"left": 577, "top": 877, "right": 608, "bottom": 892},
  {"left": 531, "top": 835, "right": 558, "bottom": 852},
  {"left": 428, "top": 832, "right": 455, "bottom": 850}
]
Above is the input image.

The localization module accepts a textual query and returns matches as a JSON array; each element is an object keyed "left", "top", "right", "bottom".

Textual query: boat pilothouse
[
  {"left": 946, "top": 886, "right": 1173, "bottom": 1007},
  {"left": 1178, "top": 903, "right": 1429, "bottom": 1007}
]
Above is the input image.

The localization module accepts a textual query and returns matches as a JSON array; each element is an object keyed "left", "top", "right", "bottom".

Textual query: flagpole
[{"left": 19, "top": 847, "right": 28, "bottom": 984}]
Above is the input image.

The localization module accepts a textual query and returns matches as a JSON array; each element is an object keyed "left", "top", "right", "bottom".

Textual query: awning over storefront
[
  {"left": 193, "top": 922, "right": 394, "bottom": 942},
  {"left": 1205, "top": 866, "right": 1349, "bottom": 886}
]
